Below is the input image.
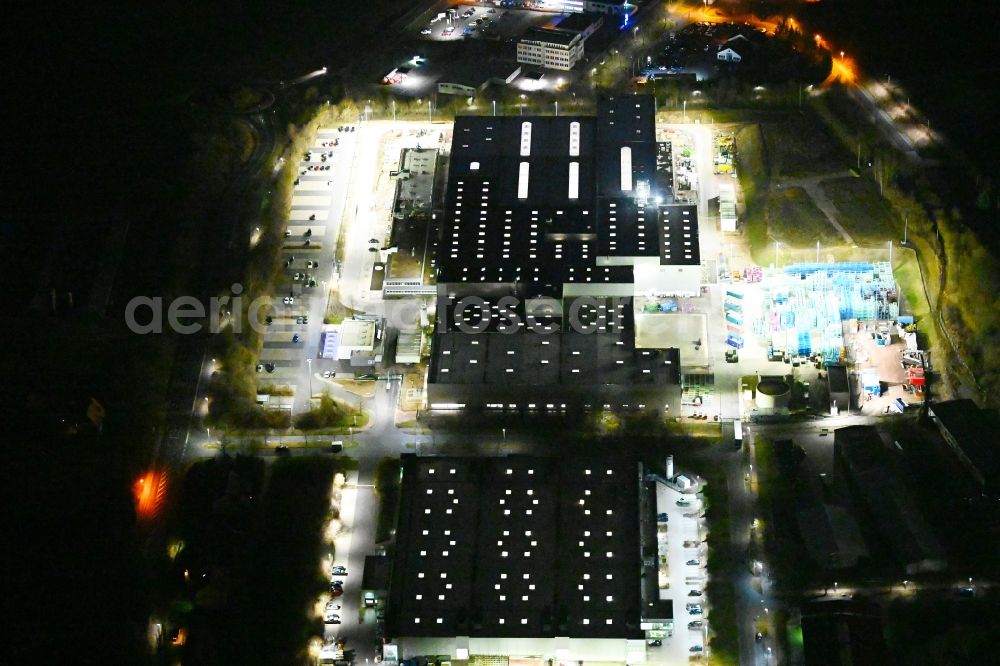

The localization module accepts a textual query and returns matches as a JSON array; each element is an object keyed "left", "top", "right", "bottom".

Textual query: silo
[{"left": 756, "top": 377, "right": 791, "bottom": 410}]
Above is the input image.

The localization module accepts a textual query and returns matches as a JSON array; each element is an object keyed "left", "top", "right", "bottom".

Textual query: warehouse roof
[
  {"left": 438, "top": 96, "right": 690, "bottom": 298},
  {"left": 928, "top": 399, "right": 1000, "bottom": 492},
  {"left": 388, "top": 455, "right": 643, "bottom": 639},
  {"left": 659, "top": 204, "right": 701, "bottom": 265}
]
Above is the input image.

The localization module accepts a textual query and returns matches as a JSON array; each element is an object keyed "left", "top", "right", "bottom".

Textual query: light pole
[
  {"left": 683, "top": 99, "right": 687, "bottom": 121},
  {"left": 502, "top": 428, "right": 506, "bottom": 443},
  {"left": 903, "top": 213, "right": 908, "bottom": 244},
  {"left": 428, "top": 99, "right": 432, "bottom": 122},
  {"left": 306, "top": 358, "right": 313, "bottom": 399},
  {"left": 888, "top": 240, "right": 893, "bottom": 265},
  {"left": 554, "top": 100, "right": 559, "bottom": 117},
  {"left": 492, "top": 99, "right": 497, "bottom": 116}
]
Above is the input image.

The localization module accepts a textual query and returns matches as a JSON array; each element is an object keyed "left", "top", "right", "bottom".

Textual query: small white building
[
  {"left": 719, "top": 183, "right": 738, "bottom": 232},
  {"left": 717, "top": 46, "right": 743, "bottom": 63},
  {"left": 322, "top": 318, "right": 380, "bottom": 362},
  {"left": 395, "top": 331, "right": 423, "bottom": 365},
  {"left": 717, "top": 34, "right": 751, "bottom": 63},
  {"left": 517, "top": 28, "right": 585, "bottom": 71}
]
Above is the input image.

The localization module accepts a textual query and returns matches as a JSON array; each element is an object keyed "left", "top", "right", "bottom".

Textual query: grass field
[
  {"left": 760, "top": 114, "right": 850, "bottom": 178},
  {"left": 821, "top": 177, "right": 898, "bottom": 244},
  {"left": 892, "top": 252, "right": 939, "bottom": 351},
  {"left": 768, "top": 187, "right": 842, "bottom": 248}
]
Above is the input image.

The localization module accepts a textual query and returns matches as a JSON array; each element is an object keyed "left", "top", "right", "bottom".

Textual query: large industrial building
[
  {"left": 927, "top": 399, "right": 1000, "bottom": 495},
  {"left": 833, "top": 426, "right": 947, "bottom": 574},
  {"left": 385, "top": 455, "right": 657, "bottom": 663},
  {"left": 428, "top": 96, "right": 700, "bottom": 411}
]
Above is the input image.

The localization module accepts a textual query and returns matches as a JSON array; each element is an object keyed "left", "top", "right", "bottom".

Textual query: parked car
[
  {"left": 687, "top": 559, "right": 701, "bottom": 566},
  {"left": 688, "top": 620, "right": 703, "bottom": 629},
  {"left": 688, "top": 589, "right": 703, "bottom": 596},
  {"left": 689, "top": 645, "right": 703, "bottom": 653},
  {"left": 646, "top": 639, "right": 662, "bottom": 647},
  {"left": 332, "top": 566, "right": 348, "bottom": 575},
  {"left": 324, "top": 611, "right": 341, "bottom": 624}
]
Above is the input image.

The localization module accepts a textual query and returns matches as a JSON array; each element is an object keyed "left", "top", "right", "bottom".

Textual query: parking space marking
[
  {"left": 296, "top": 180, "right": 336, "bottom": 191},
  {"left": 291, "top": 209, "right": 329, "bottom": 221},
  {"left": 257, "top": 348, "right": 306, "bottom": 362},
  {"left": 291, "top": 195, "right": 331, "bottom": 207},
  {"left": 286, "top": 225, "right": 327, "bottom": 237}
]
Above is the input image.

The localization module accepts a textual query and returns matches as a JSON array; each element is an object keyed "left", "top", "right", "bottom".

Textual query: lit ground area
[
  {"left": 634, "top": 311, "right": 709, "bottom": 367},
  {"left": 654, "top": 480, "right": 709, "bottom": 662}
]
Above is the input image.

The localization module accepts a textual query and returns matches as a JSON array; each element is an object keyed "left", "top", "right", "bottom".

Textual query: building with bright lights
[
  {"left": 427, "top": 96, "right": 699, "bottom": 412},
  {"left": 385, "top": 455, "right": 664, "bottom": 663},
  {"left": 517, "top": 28, "right": 586, "bottom": 71}
]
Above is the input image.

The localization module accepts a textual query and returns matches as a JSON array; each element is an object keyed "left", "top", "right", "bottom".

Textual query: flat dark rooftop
[
  {"left": 801, "top": 600, "right": 890, "bottom": 666},
  {"left": 554, "top": 12, "right": 603, "bottom": 33},
  {"left": 929, "top": 399, "right": 1000, "bottom": 489},
  {"left": 659, "top": 204, "right": 700, "bottom": 265},
  {"left": 438, "top": 96, "right": 693, "bottom": 297},
  {"left": 522, "top": 27, "right": 579, "bottom": 46},
  {"left": 387, "top": 455, "right": 643, "bottom": 639},
  {"left": 429, "top": 297, "right": 679, "bottom": 387}
]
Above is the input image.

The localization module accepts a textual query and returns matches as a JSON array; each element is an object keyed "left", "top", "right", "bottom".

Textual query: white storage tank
[{"left": 756, "top": 377, "right": 791, "bottom": 410}]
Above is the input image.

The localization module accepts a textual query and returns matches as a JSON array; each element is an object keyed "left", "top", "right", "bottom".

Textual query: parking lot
[
  {"left": 418, "top": 4, "right": 557, "bottom": 43},
  {"left": 654, "top": 480, "right": 710, "bottom": 662},
  {"left": 256, "top": 126, "right": 357, "bottom": 406}
]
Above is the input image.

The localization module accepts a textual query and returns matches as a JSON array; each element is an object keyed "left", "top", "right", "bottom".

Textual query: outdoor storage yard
[{"left": 723, "top": 261, "right": 925, "bottom": 417}]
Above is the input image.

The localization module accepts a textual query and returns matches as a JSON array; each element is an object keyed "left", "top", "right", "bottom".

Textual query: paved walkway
[{"left": 776, "top": 171, "right": 857, "bottom": 245}]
